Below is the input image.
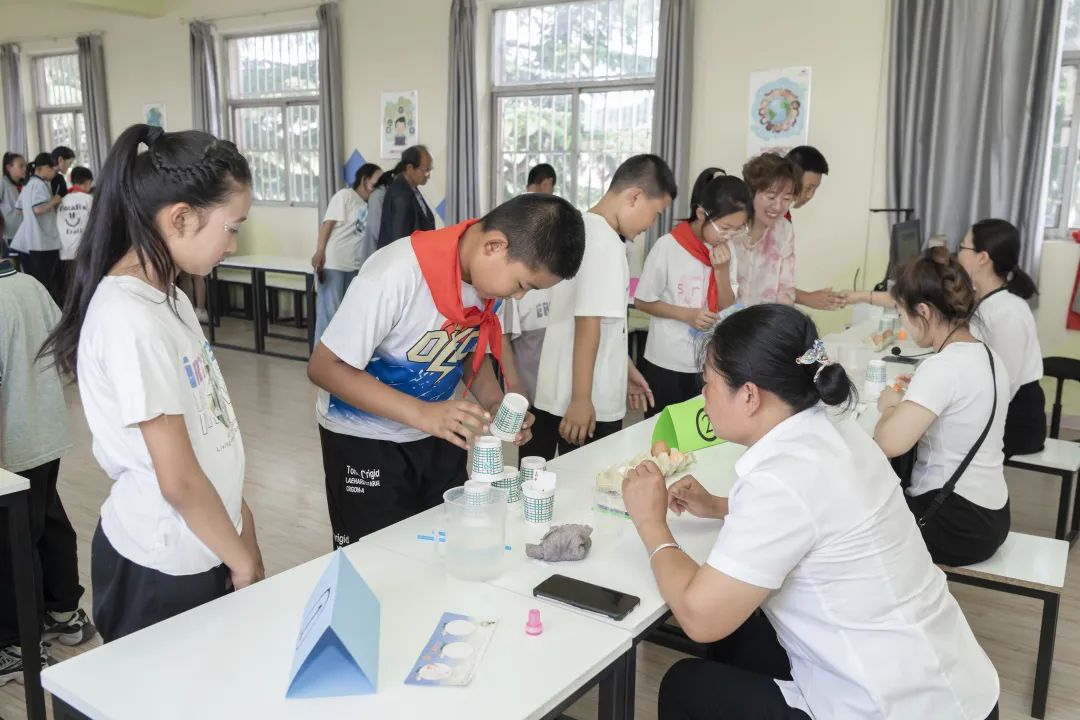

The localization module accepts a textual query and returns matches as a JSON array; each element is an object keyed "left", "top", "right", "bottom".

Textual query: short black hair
[
  {"left": 351, "top": 162, "right": 381, "bottom": 190},
  {"left": 608, "top": 154, "right": 678, "bottom": 200},
  {"left": 51, "top": 146, "right": 76, "bottom": 162},
  {"left": 785, "top": 146, "right": 829, "bottom": 175},
  {"left": 480, "top": 193, "right": 585, "bottom": 279},
  {"left": 70, "top": 166, "right": 93, "bottom": 185},
  {"left": 399, "top": 144, "right": 429, "bottom": 172},
  {"left": 527, "top": 163, "right": 557, "bottom": 187}
]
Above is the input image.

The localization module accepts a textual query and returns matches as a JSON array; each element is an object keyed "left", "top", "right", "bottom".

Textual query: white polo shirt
[
  {"left": 707, "top": 407, "right": 999, "bottom": 719},
  {"left": 972, "top": 289, "right": 1043, "bottom": 399},
  {"left": 903, "top": 342, "right": 1010, "bottom": 509},
  {"left": 534, "top": 212, "right": 629, "bottom": 422},
  {"left": 635, "top": 231, "right": 738, "bottom": 373}
]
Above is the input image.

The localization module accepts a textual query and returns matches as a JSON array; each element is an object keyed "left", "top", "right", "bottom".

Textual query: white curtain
[
  {"left": 317, "top": 3, "right": 345, "bottom": 216},
  {"left": 0, "top": 44, "right": 27, "bottom": 153},
  {"left": 189, "top": 22, "right": 220, "bottom": 136}
]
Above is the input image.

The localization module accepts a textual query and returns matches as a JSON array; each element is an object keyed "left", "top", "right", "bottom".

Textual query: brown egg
[{"left": 651, "top": 439, "right": 670, "bottom": 456}]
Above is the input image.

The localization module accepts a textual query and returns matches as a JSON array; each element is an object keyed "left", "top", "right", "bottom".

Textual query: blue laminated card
[
  {"left": 286, "top": 550, "right": 380, "bottom": 699},
  {"left": 405, "top": 613, "right": 497, "bottom": 687}
]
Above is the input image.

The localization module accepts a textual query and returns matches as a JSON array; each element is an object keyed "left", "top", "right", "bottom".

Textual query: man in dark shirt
[{"left": 376, "top": 145, "right": 435, "bottom": 249}]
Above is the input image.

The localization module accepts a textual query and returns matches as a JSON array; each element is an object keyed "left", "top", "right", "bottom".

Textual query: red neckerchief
[
  {"left": 671, "top": 221, "right": 718, "bottom": 312},
  {"left": 411, "top": 219, "right": 505, "bottom": 394},
  {"left": 66, "top": 187, "right": 87, "bottom": 195},
  {"left": 784, "top": 210, "right": 792, "bottom": 222}
]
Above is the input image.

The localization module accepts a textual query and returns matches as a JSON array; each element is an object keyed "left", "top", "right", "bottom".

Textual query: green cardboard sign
[{"left": 651, "top": 395, "right": 725, "bottom": 452}]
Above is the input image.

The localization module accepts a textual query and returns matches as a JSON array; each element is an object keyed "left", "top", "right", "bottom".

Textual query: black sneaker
[
  {"left": 42, "top": 609, "right": 97, "bottom": 646},
  {"left": 0, "top": 643, "right": 53, "bottom": 687}
]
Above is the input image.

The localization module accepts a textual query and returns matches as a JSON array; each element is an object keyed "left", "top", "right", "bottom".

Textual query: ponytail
[
  {"left": 685, "top": 167, "right": 752, "bottom": 225},
  {"left": 970, "top": 218, "right": 1037, "bottom": 300},
  {"left": 40, "top": 123, "right": 251, "bottom": 377}
]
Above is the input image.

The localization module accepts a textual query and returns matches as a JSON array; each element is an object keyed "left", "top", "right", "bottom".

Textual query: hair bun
[
  {"left": 814, "top": 362, "right": 855, "bottom": 407},
  {"left": 144, "top": 125, "right": 165, "bottom": 148}
]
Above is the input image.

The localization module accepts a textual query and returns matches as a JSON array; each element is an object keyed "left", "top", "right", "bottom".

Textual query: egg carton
[{"left": 595, "top": 448, "right": 695, "bottom": 494}]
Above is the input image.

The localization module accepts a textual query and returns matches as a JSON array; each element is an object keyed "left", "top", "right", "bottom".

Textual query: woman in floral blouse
[{"left": 734, "top": 154, "right": 802, "bottom": 306}]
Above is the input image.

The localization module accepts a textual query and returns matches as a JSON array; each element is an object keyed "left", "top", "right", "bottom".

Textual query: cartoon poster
[
  {"left": 143, "top": 103, "right": 166, "bottom": 129},
  {"left": 746, "top": 67, "right": 811, "bottom": 157},
  {"left": 380, "top": 91, "right": 419, "bottom": 159}
]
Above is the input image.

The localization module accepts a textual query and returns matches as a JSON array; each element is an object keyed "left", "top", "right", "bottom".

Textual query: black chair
[{"left": 1044, "top": 356, "right": 1080, "bottom": 440}]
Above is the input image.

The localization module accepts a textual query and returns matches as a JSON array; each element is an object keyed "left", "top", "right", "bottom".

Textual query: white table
[
  {"left": 43, "top": 545, "right": 633, "bottom": 720},
  {"left": 208, "top": 254, "right": 316, "bottom": 360},
  {"left": 364, "top": 418, "right": 744, "bottom": 638},
  {"left": 1, "top": 467, "right": 44, "bottom": 720}
]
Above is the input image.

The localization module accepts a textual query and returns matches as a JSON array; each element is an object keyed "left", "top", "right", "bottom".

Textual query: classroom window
[
  {"left": 225, "top": 29, "right": 320, "bottom": 205},
  {"left": 490, "top": 0, "right": 660, "bottom": 210},
  {"left": 32, "top": 53, "right": 88, "bottom": 167},
  {"left": 1046, "top": 0, "right": 1080, "bottom": 234}
]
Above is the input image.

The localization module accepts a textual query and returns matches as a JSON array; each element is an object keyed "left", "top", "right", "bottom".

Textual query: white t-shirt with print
[
  {"left": 500, "top": 287, "right": 552, "bottom": 401},
  {"left": 317, "top": 237, "right": 489, "bottom": 442},
  {"left": 322, "top": 187, "right": 366, "bottom": 272},
  {"left": 534, "top": 212, "right": 629, "bottom": 422},
  {"left": 972, "top": 290, "right": 1043, "bottom": 398},
  {"left": 903, "top": 341, "right": 1010, "bottom": 509},
  {"left": 11, "top": 176, "right": 60, "bottom": 253},
  {"left": 57, "top": 191, "right": 93, "bottom": 261},
  {"left": 708, "top": 407, "right": 999, "bottom": 720},
  {"left": 77, "top": 277, "right": 245, "bottom": 576},
  {"left": 635, "top": 232, "right": 738, "bottom": 374}
]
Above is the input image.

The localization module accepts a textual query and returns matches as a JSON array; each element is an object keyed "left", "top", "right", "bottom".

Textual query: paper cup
[
  {"left": 471, "top": 435, "right": 504, "bottom": 478},
  {"left": 490, "top": 393, "right": 529, "bottom": 442},
  {"left": 866, "top": 359, "right": 887, "bottom": 385},
  {"left": 518, "top": 456, "right": 546, "bottom": 487},
  {"left": 463, "top": 479, "right": 495, "bottom": 506},
  {"left": 862, "top": 379, "right": 885, "bottom": 401},
  {"left": 491, "top": 466, "right": 523, "bottom": 504},
  {"left": 522, "top": 480, "right": 555, "bottom": 524}
]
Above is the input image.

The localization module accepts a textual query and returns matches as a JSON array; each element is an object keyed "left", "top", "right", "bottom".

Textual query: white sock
[{"left": 48, "top": 610, "right": 77, "bottom": 623}]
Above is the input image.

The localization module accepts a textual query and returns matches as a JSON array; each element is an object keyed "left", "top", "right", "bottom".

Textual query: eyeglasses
[
  {"left": 957, "top": 245, "right": 976, "bottom": 253},
  {"left": 706, "top": 216, "right": 748, "bottom": 240}
]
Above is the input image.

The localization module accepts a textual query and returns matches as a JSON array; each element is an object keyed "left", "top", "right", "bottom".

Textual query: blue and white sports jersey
[{"left": 316, "top": 236, "right": 495, "bottom": 442}]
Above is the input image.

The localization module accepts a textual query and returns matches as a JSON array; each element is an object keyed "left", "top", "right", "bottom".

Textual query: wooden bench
[
  {"left": 1006, "top": 439, "right": 1080, "bottom": 543},
  {"left": 940, "top": 531, "right": 1069, "bottom": 719}
]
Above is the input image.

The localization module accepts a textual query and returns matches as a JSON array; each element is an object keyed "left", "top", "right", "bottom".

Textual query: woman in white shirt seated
[
  {"left": 622, "top": 303, "right": 999, "bottom": 720},
  {"left": 874, "top": 251, "right": 1010, "bottom": 566},
  {"left": 957, "top": 219, "right": 1046, "bottom": 457}
]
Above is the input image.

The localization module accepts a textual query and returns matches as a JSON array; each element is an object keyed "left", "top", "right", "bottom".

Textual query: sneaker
[
  {"left": 195, "top": 307, "right": 210, "bottom": 324},
  {"left": 42, "top": 609, "right": 97, "bottom": 646},
  {"left": 0, "top": 643, "right": 53, "bottom": 687}
]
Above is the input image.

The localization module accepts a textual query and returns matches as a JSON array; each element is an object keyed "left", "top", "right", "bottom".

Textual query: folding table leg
[
  {"left": 1054, "top": 473, "right": 1071, "bottom": 540},
  {"left": 7, "top": 493, "right": 45, "bottom": 720}
]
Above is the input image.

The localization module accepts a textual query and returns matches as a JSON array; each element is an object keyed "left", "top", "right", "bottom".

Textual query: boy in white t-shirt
[
  {"left": 312, "top": 163, "right": 384, "bottom": 342},
  {"left": 56, "top": 166, "right": 93, "bottom": 307},
  {"left": 308, "top": 194, "right": 585, "bottom": 547},
  {"left": 634, "top": 168, "right": 749, "bottom": 417},
  {"left": 529, "top": 155, "right": 676, "bottom": 460}
]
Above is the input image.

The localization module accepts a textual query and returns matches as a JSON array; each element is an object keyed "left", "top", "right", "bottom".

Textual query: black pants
[
  {"left": 521, "top": 407, "right": 623, "bottom": 461},
  {"left": 0, "top": 459, "right": 84, "bottom": 646},
  {"left": 660, "top": 612, "right": 1000, "bottom": 720},
  {"left": 1004, "top": 381, "right": 1047, "bottom": 457},
  {"left": 907, "top": 491, "right": 1010, "bottom": 566},
  {"left": 660, "top": 612, "right": 808, "bottom": 719},
  {"left": 91, "top": 523, "right": 230, "bottom": 643},
  {"left": 641, "top": 357, "right": 703, "bottom": 419},
  {"left": 19, "top": 249, "right": 61, "bottom": 305},
  {"left": 319, "top": 427, "right": 467, "bottom": 548}
]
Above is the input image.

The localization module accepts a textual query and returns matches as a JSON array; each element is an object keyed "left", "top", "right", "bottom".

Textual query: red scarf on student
[
  {"left": 671, "top": 221, "right": 718, "bottom": 313},
  {"left": 411, "top": 219, "right": 505, "bottom": 393}
]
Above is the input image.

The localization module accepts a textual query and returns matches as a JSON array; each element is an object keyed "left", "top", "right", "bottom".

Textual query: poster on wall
[
  {"left": 380, "top": 91, "right": 419, "bottom": 159},
  {"left": 143, "top": 103, "right": 166, "bottom": 129},
  {"left": 746, "top": 67, "right": 811, "bottom": 157}
]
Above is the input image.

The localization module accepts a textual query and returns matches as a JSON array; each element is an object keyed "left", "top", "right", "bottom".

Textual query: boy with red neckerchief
[{"left": 308, "top": 193, "right": 585, "bottom": 547}]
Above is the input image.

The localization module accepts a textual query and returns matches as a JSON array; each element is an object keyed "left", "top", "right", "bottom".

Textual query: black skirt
[{"left": 1003, "top": 380, "right": 1047, "bottom": 458}]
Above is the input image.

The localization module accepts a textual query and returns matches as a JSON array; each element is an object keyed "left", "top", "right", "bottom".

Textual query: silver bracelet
[{"left": 649, "top": 542, "right": 683, "bottom": 562}]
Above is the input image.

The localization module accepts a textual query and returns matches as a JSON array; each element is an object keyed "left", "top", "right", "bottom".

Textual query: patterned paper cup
[
  {"left": 522, "top": 480, "right": 555, "bottom": 524},
  {"left": 518, "top": 456, "right": 546, "bottom": 487},
  {"left": 471, "top": 435, "right": 504, "bottom": 478},
  {"left": 491, "top": 466, "right": 523, "bottom": 504},
  {"left": 490, "top": 393, "right": 529, "bottom": 442}
]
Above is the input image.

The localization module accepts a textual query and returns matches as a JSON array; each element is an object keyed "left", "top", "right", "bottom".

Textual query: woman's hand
[
  {"left": 668, "top": 475, "right": 726, "bottom": 519},
  {"left": 623, "top": 460, "right": 670, "bottom": 532}
]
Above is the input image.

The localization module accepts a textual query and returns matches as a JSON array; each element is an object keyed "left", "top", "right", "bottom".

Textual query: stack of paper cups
[
  {"left": 863, "top": 359, "right": 887, "bottom": 400},
  {"left": 463, "top": 479, "right": 494, "bottom": 506},
  {"left": 471, "top": 435, "right": 503, "bottom": 480},
  {"left": 489, "top": 392, "right": 529, "bottom": 442},
  {"left": 522, "top": 470, "right": 556, "bottom": 524}
]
